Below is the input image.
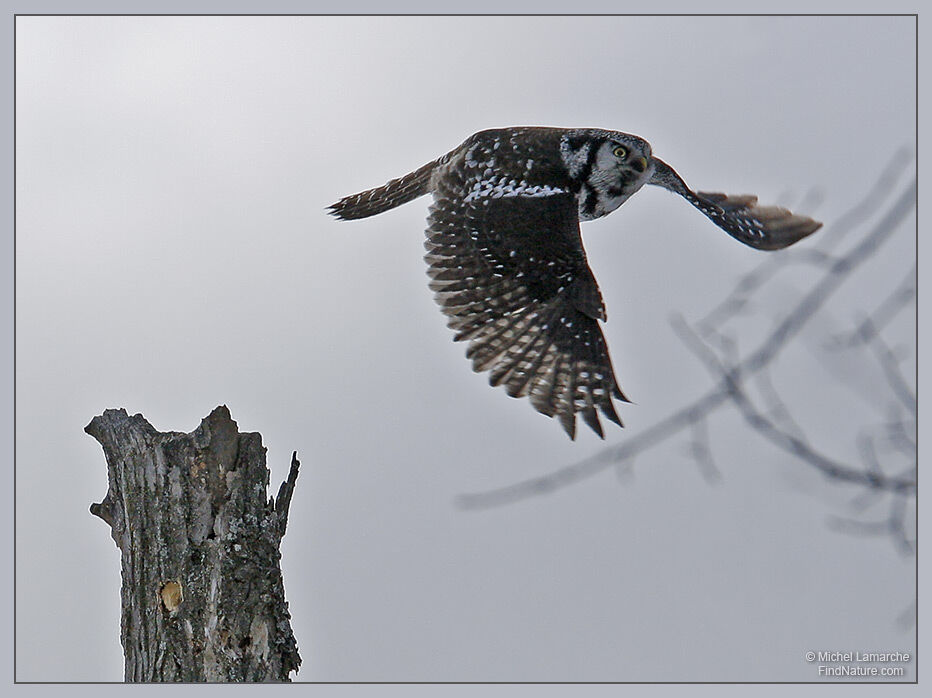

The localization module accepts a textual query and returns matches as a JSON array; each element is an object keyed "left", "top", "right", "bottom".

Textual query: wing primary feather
[
  {"left": 528, "top": 351, "right": 561, "bottom": 417},
  {"left": 599, "top": 399, "right": 623, "bottom": 428},
  {"left": 492, "top": 305, "right": 560, "bottom": 394},
  {"left": 487, "top": 308, "right": 546, "bottom": 387},
  {"left": 580, "top": 403, "right": 604, "bottom": 439},
  {"left": 555, "top": 358, "right": 578, "bottom": 441}
]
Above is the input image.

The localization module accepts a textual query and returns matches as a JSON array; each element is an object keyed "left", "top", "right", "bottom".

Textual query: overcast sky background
[{"left": 15, "top": 15, "right": 916, "bottom": 682}]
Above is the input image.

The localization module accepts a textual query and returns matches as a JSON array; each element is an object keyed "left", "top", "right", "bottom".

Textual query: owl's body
[{"left": 330, "top": 127, "right": 821, "bottom": 439}]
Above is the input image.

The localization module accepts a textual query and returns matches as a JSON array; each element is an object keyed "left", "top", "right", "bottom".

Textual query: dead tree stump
[{"left": 87, "top": 405, "right": 302, "bottom": 682}]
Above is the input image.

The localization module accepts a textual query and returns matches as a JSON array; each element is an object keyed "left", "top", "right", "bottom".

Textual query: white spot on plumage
[{"left": 463, "top": 176, "right": 566, "bottom": 203}]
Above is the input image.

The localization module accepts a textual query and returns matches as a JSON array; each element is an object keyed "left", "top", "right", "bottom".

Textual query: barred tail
[{"left": 328, "top": 158, "right": 442, "bottom": 220}]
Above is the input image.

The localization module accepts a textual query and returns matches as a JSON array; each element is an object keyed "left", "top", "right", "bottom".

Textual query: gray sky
[{"left": 15, "top": 15, "right": 916, "bottom": 681}]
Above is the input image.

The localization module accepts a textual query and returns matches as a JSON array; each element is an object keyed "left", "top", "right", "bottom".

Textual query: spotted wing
[
  {"left": 425, "top": 162, "right": 629, "bottom": 439},
  {"left": 649, "top": 157, "right": 822, "bottom": 250}
]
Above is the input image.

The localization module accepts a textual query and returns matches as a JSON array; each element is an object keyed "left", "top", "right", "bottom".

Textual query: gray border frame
[{"left": 5, "top": 2, "right": 923, "bottom": 691}]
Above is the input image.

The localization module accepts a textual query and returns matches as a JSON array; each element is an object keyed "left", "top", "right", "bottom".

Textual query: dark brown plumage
[{"left": 329, "top": 127, "right": 821, "bottom": 438}]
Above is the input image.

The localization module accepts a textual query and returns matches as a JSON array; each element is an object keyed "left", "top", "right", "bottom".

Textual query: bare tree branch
[
  {"left": 816, "top": 146, "right": 913, "bottom": 250},
  {"left": 687, "top": 417, "right": 721, "bottom": 484},
  {"left": 753, "top": 368, "right": 807, "bottom": 441},
  {"left": 827, "top": 265, "right": 915, "bottom": 349},
  {"left": 696, "top": 247, "right": 837, "bottom": 335},
  {"left": 883, "top": 410, "right": 917, "bottom": 456},
  {"left": 826, "top": 491, "right": 915, "bottom": 556},
  {"left": 862, "top": 320, "right": 917, "bottom": 415},
  {"left": 670, "top": 316, "right": 914, "bottom": 495}
]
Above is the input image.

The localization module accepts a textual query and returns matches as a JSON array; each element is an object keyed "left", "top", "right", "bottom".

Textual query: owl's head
[{"left": 560, "top": 129, "right": 654, "bottom": 220}]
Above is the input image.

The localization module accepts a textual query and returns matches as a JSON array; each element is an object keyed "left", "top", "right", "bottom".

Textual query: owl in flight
[{"left": 329, "top": 127, "right": 821, "bottom": 439}]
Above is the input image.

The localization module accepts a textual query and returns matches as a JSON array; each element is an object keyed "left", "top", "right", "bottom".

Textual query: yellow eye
[{"left": 612, "top": 145, "right": 627, "bottom": 159}]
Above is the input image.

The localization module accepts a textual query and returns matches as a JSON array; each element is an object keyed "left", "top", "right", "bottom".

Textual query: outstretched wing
[
  {"left": 649, "top": 157, "right": 822, "bottom": 250},
  {"left": 425, "top": 158, "right": 629, "bottom": 439}
]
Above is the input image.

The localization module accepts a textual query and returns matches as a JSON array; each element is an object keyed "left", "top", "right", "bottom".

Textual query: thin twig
[
  {"left": 862, "top": 321, "right": 917, "bottom": 415},
  {"left": 754, "top": 368, "right": 807, "bottom": 441},
  {"left": 687, "top": 417, "right": 721, "bottom": 484}
]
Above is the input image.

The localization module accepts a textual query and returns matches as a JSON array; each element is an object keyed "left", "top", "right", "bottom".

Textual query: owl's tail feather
[{"left": 328, "top": 158, "right": 442, "bottom": 220}]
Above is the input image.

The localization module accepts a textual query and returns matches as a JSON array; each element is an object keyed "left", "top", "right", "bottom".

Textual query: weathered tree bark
[{"left": 87, "top": 406, "right": 302, "bottom": 682}]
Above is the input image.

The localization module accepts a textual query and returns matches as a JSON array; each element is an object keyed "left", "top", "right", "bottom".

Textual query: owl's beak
[{"left": 633, "top": 156, "right": 648, "bottom": 173}]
